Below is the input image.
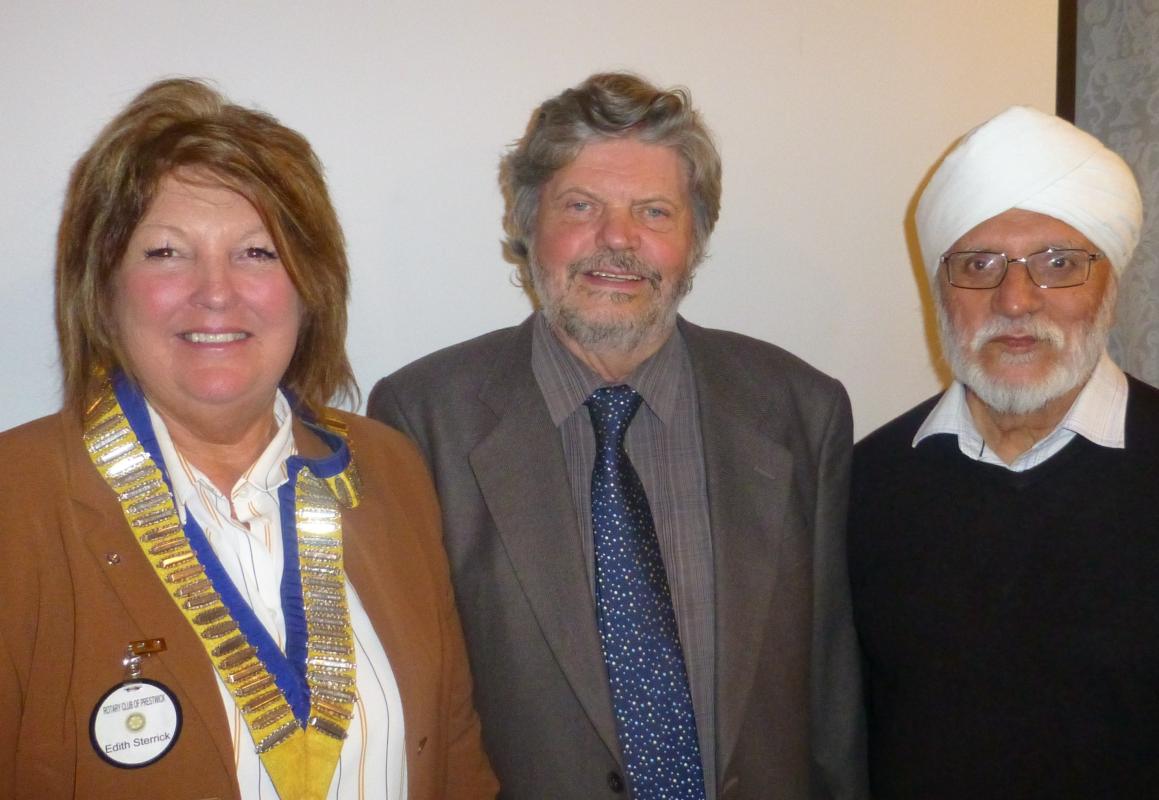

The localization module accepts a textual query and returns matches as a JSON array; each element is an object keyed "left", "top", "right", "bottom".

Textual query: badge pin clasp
[{"left": 123, "top": 638, "right": 167, "bottom": 682}]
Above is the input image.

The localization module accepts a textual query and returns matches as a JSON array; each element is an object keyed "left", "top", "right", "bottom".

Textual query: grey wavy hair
[{"left": 499, "top": 72, "right": 722, "bottom": 286}]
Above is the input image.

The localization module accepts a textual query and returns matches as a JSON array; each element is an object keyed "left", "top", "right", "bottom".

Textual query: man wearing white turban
[{"left": 848, "top": 106, "right": 1159, "bottom": 798}]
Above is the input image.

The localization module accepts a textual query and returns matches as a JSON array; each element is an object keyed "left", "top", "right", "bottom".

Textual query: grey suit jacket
[{"left": 368, "top": 315, "right": 866, "bottom": 800}]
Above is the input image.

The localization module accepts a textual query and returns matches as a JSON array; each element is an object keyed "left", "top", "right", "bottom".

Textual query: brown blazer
[{"left": 0, "top": 408, "right": 497, "bottom": 800}]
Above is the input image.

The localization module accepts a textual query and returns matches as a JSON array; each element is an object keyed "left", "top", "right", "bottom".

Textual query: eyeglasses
[{"left": 940, "top": 248, "right": 1102, "bottom": 289}]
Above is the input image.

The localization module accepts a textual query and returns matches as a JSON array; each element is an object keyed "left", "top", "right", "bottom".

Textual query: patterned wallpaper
[{"left": 1077, "top": 0, "right": 1159, "bottom": 386}]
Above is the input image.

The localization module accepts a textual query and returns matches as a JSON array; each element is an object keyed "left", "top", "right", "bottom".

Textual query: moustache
[
  {"left": 968, "top": 316, "right": 1066, "bottom": 353},
  {"left": 567, "top": 250, "right": 662, "bottom": 288}
]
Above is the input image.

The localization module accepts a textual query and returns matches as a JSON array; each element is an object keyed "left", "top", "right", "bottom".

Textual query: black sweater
[{"left": 850, "top": 376, "right": 1159, "bottom": 799}]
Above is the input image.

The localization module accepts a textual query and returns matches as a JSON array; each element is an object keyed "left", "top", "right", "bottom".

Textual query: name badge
[{"left": 90, "top": 679, "right": 182, "bottom": 768}]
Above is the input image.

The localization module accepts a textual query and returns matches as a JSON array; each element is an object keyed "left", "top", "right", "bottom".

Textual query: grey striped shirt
[{"left": 531, "top": 312, "right": 716, "bottom": 796}]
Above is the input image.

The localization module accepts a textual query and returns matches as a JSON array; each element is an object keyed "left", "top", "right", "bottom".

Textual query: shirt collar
[
  {"left": 148, "top": 390, "right": 296, "bottom": 513},
  {"left": 913, "top": 351, "right": 1127, "bottom": 464},
  {"left": 530, "top": 311, "right": 685, "bottom": 427},
  {"left": 1062, "top": 350, "right": 1128, "bottom": 447}
]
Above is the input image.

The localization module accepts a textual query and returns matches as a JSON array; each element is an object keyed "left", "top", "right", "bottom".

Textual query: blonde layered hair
[{"left": 56, "top": 78, "right": 356, "bottom": 416}]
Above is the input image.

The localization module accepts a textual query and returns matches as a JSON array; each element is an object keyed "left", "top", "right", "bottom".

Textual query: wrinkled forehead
[{"left": 564, "top": 136, "right": 689, "bottom": 177}]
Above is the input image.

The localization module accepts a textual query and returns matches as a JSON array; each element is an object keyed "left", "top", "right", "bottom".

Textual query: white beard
[{"left": 936, "top": 281, "right": 1117, "bottom": 416}]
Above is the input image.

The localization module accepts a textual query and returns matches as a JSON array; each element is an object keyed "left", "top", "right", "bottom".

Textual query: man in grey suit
[{"left": 369, "top": 73, "right": 865, "bottom": 800}]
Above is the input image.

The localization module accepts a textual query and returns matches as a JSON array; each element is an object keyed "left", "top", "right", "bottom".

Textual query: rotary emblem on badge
[{"left": 90, "top": 679, "right": 182, "bottom": 768}]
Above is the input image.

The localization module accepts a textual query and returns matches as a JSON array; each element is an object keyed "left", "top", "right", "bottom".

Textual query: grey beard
[
  {"left": 936, "top": 283, "right": 1116, "bottom": 416},
  {"left": 533, "top": 249, "right": 693, "bottom": 355}
]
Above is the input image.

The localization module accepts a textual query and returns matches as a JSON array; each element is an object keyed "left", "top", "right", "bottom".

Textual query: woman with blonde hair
[{"left": 0, "top": 78, "right": 496, "bottom": 799}]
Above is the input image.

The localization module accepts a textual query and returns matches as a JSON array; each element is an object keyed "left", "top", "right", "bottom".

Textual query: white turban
[{"left": 915, "top": 105, "right": 1142, "bottom": 283}]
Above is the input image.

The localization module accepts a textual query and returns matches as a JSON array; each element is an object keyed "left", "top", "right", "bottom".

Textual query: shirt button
[{"left": 607, "top": 771, "right": 625, "bottom": 793}]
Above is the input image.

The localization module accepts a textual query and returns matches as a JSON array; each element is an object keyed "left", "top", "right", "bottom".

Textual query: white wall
[{"left": 0, "top": 1, "right": 1057, "bottom": 438}]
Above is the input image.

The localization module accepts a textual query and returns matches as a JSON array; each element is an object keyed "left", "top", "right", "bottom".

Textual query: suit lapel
[
  {"left": 468, "top": 321, "right": 621, "bottom": 759},
  {"left": 66, "top": 424, "right": 237, "bottom": 780},
  {"left": 683, "top": 320, "right": 795, "bottom": 775},
  {"left": 302, "top": 414, "right": 434, "bottom": 697},
  {"left": 342, "top": 493, "right": 438, "bottom": 782}
]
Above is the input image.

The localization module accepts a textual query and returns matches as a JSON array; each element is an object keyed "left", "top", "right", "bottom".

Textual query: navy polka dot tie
[{"left": 585, "top": 385, "right": 706, "bottom": 800}]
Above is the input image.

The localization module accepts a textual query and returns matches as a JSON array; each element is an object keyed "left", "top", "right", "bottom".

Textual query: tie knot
[{"left": 585, "top": 385, "right": 643, "bottom": 447}]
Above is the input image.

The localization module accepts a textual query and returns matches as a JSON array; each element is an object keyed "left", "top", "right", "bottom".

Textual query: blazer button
[{"left": 607, "top": 771, "right": 625, "bottom": 793}]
